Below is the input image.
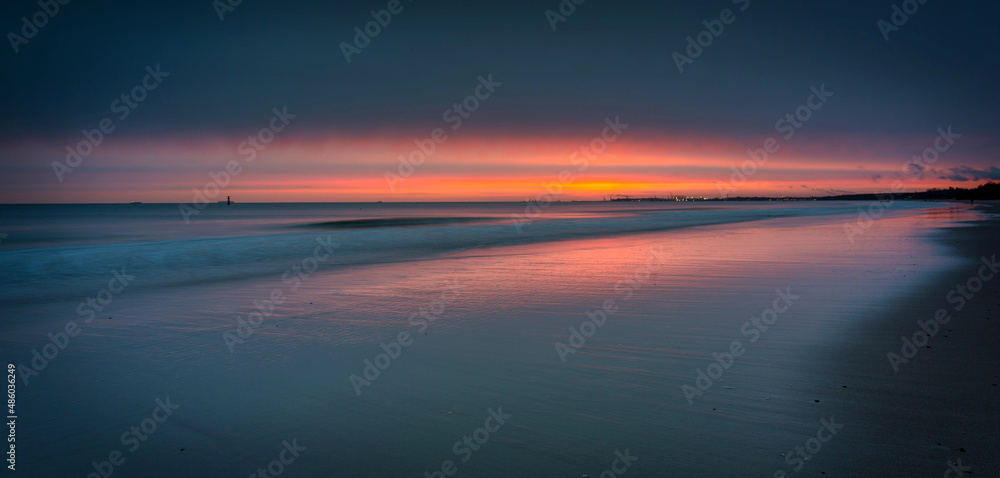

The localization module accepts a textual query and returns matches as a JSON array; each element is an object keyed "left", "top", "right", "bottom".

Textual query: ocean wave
[{"left": 0, "top": 202, "right": 929, "bottom": 304}]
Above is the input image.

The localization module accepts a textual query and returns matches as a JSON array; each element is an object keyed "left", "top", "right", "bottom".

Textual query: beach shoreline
[
  {"left": 808, "top": 202, "right": 1000, "bottom": 476},
  {"left": 4, "top": 201, "right": 997, "bottom": 477}
]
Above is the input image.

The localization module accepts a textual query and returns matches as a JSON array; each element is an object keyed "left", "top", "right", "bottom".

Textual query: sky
[{"left": 1, "top": 0, "right": 998, "bottom": 202}]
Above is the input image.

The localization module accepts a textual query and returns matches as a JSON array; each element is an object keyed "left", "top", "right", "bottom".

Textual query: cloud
[
  {"left": 817, "top": 188, "right": 856, "bottom": 195},
  {"left": 906, "top": 162, "right": 927, "bottom": 177},
  {"left": 936, "top": 166, "right": 1000, "bottom": 182}
]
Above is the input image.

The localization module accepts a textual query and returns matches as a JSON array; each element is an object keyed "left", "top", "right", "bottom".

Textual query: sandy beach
[
  {"left": 2, "top": 201, "right": 997, "bottom": 477},
  {"left": 809, "top": 202, "right": 1000, "bottom": 476}
]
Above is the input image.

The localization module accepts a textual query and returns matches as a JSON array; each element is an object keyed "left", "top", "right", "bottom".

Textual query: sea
[{"left": 0, "top": 201, "right": 986, "bottom": 477}]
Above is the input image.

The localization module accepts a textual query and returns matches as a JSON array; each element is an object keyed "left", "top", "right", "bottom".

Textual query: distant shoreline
[
  {"left": 0, "top": 198, "right": 992, "bottom": 206},
  {"left": 1, "top": 181, "right": 997, "bottom": 205}
]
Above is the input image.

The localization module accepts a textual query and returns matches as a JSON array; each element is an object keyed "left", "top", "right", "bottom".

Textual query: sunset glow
[{"left": 1, "top": 131, "right": 990, "bottom": 203}]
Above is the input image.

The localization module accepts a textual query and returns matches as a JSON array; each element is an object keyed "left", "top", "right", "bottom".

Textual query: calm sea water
[{"left": 0, "top": 201, "right": 984, "bottom": 476}]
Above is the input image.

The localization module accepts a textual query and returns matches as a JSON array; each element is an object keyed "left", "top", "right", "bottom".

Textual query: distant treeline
[
  {"left": 817, "top": 182, "right": 1000, "bottom": 201},
  {"left": 608, "top": 182, "right": 1000, "bottom": 202}
]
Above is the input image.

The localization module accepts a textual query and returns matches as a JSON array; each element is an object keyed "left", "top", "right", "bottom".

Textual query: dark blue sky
[
  {"left": 1, "top": 0, "right": 998, "bottom": 202},
  {"left": 2, "top": 0, "right": 997, "bottom": 138}
]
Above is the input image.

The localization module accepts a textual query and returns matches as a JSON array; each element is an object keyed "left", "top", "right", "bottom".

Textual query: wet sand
[
  {"left": 6, "top": 201, "right": 996, "bottom": 477},
  {"left": 798, "top": 202, "right": 1000, "bottom": 477}
]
